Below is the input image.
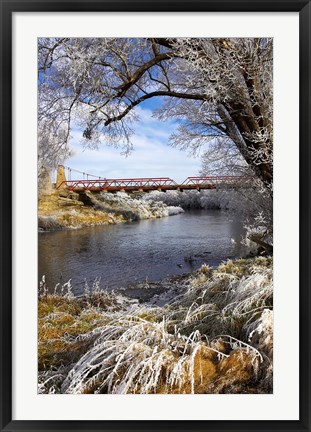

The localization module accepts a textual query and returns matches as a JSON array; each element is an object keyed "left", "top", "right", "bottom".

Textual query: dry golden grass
[
  {"left": 38, "top": 295, "right": 82, "bottom": 317},
  {"left": 216, "top": 256, "right": 272, "bottom": 277},
  {"left": 38, "top": 287, "right": 133, "bottom": 372},
  {"left": 38, "top": 295, "right": 112, "bottom": 369},
  {"left": 38, "top": 191, "right": 124, "bottom": 230},
  {"left": 156, "top": 346, "right": 257, "bottom": 394},
  {"left": 210, "top": 349, "right": 257, "bottom": 393}
]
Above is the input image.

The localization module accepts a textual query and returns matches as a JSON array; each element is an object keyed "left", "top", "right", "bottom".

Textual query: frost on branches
[{"left": 38, "top": 37, "right": 273, "bottom": 192}]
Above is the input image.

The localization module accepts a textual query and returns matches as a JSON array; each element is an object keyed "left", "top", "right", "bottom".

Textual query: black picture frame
[{"left": 1, "top": 1, "right": 310, "bottom": 431}]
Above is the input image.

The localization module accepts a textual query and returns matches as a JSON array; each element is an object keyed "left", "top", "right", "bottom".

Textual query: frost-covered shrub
[
  {"left": 143, "top": 186, "right": 271, "bottom": 218},
  {"left": 242, "top": 212, "right": 273, "bottom": 254},
  {"left": 143, "top": 190, "right": 203, "bottom": 209},
  {"left": 94, "top": 191, "right": 184, "bottom": 220}
]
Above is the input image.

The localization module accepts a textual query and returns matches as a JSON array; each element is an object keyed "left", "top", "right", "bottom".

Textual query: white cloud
[{"left": 65, "top": 106, "right": 202, "bottom": 184}]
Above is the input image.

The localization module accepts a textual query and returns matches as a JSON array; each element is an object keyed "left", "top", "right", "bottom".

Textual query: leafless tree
[{"left": 38, "top": 37, "right": 273, "bottom": 195}]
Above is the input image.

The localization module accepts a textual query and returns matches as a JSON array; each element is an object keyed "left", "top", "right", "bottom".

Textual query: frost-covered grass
[
  {"left": 38, "top": 257, "right": 273, "bottom": 394},
  {"left": 38, "top": 280, "right": 133, "bottom": 373},
  {"left": 94, "top": 191, "right": 184, "bottom": 221}
]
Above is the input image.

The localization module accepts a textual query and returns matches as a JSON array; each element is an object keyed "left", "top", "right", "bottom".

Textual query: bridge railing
[
  {"left": 57, "top": 177, "right": 178, "bottom": 191},
  {"left": 181, "top": 176, "right": 257, "bottom": 185}
]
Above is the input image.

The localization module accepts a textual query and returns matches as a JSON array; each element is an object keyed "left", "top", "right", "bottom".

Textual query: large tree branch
[
  {"left": 114, "top": 51, "right": 177, "bottom": 98},
  {"left": 104, "top": 91, "right": 206, "bottom": 126}
]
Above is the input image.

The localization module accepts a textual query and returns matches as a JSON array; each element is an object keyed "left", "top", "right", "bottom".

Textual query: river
[{"left": 38, "top": 209, "right": 247, "bottom": 296}]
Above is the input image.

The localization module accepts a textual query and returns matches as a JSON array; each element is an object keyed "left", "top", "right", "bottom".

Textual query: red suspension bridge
[{"left": 56, "top": 166, "right": 256, "bottom": 193}]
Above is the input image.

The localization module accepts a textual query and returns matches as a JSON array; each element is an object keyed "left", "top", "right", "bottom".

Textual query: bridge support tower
[{"left": 56, "top": 165, "right": 67, "bottom": 190}]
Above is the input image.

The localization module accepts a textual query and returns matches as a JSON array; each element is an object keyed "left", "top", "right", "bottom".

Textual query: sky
[{"left": 65, "top": 100, "right": 203, "bottom": 184}]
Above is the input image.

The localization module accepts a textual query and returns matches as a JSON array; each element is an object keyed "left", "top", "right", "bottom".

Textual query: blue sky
[{"left": 64, "top": 99, "right": 202, "bottom": 184}]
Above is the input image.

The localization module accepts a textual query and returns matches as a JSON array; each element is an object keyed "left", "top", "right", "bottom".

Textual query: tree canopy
[{"left": 38, "top": 37, "right": 273, "bottom": 193}]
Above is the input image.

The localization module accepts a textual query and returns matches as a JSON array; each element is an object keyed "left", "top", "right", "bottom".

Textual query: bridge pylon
[{"left": 56, "top": 165, "right": 67, "bottom": 189}]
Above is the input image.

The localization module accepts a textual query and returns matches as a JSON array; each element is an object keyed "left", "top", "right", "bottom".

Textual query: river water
[{"left": 38, "top": 210, "right": 247, "bottom": 296}]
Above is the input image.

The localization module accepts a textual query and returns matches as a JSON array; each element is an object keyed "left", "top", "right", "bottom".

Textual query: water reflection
[{"left": 38, "top": 210, "right": 246, "bottom": 295}]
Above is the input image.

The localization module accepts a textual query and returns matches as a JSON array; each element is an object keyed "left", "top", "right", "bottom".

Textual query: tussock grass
[
  {"left": 38, "top": 257, "right": 273, "bottom": 394},
  {"left": 38, "top": 280, "right": 133, "bottom": 372}
]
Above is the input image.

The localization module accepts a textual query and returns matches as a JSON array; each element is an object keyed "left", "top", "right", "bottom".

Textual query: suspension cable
[{"left": 63, "top": 165, "right": 102, "bottom": 180}]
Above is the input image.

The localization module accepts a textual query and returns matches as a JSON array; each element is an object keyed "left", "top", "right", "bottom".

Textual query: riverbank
[
  {"left": 38, "top": 256, "right": 273, "bottom": 394},
  {"left": 38, "top": 190, "right": 183, "bottom": 231}
]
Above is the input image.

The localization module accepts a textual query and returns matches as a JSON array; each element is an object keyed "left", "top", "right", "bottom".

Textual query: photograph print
[{"left": 38, "top": 37, "right": 273, "bottom": 395}]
